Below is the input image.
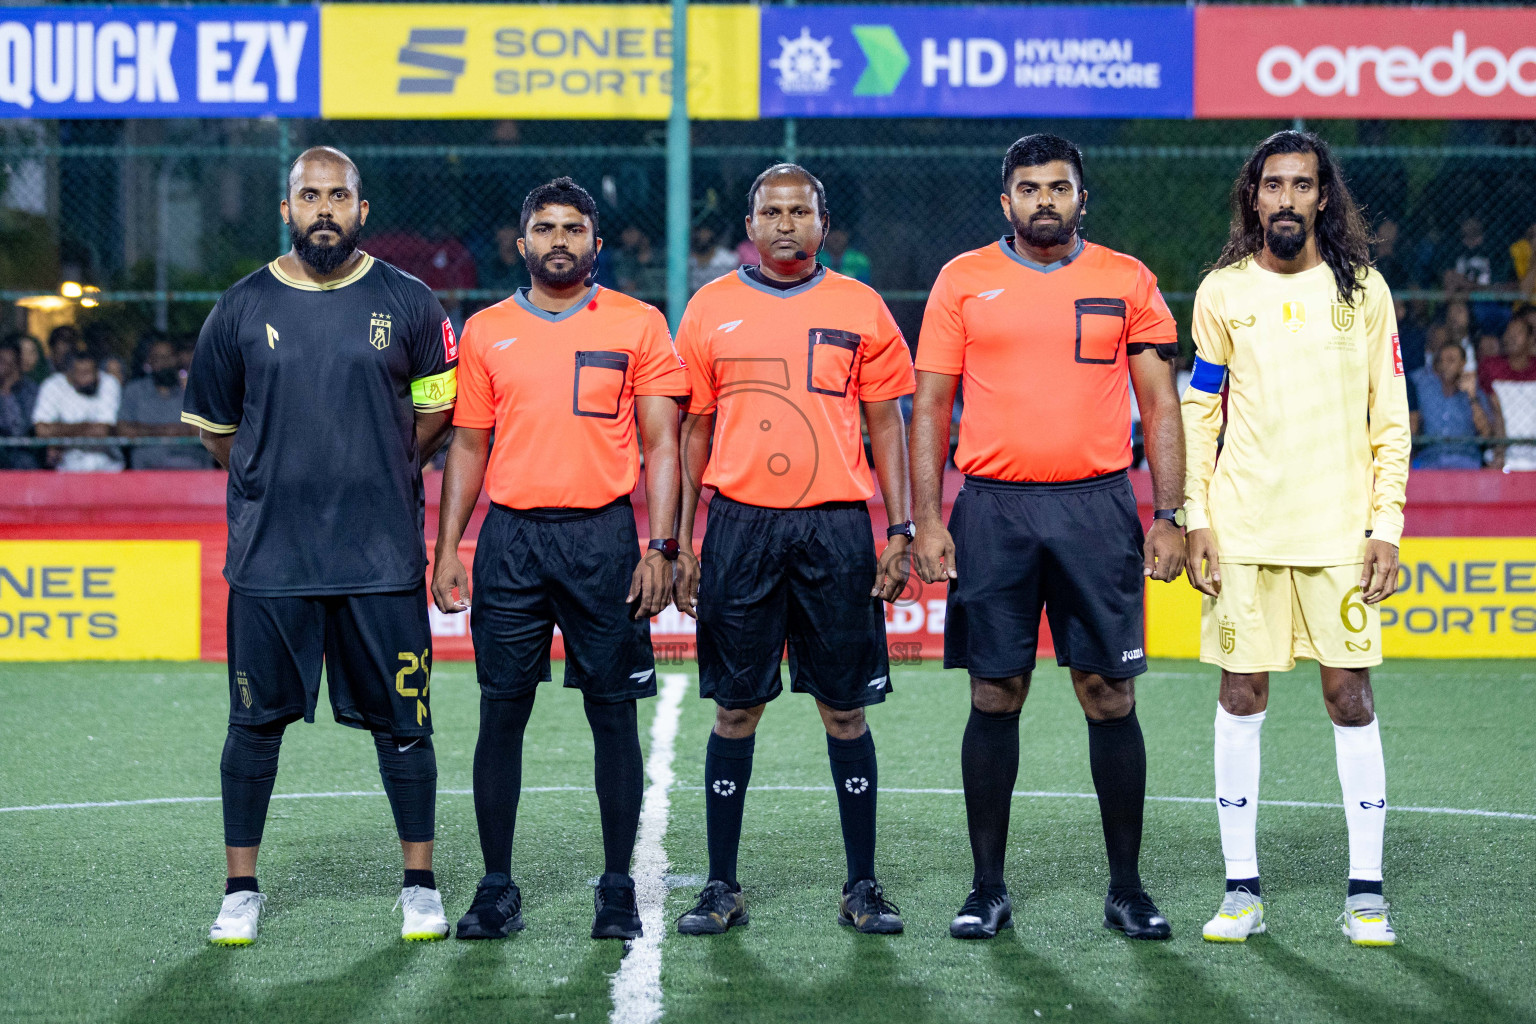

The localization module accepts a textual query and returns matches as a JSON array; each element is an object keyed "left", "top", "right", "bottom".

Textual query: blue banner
[
  {"left": 0, "top": 6, "right": 319, "bottom": 118},
  {"left": 761, "top": 5, "right": 1193, "bottom": 119}
]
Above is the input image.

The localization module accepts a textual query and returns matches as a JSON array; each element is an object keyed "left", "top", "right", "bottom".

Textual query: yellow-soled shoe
[
  {"left": 1339, "top": 894, "right": 1397, "bottom": 946},
  {"left": 1203, "top": 888, "right": 1265, "bottom": 942},
  {"left": 396, "top": 886, "right": 449, "bottom": 941},
  {"left": 210, "top": 890, "right": 266, "bottom": 945}
]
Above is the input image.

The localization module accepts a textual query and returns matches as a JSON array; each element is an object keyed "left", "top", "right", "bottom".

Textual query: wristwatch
[
  {"left": 1153, "top": 508, "right": 1187, "bottom": 528},
  {"left": 886, "top": 520, "right": 915, "bottom": 540},
  {"left": 647, "top": 538, "right": 681, "bottom": 561}
]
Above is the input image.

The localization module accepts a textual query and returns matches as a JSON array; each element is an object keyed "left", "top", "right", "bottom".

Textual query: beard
[
  {"left": 1265, "top": 214, "right": 1308, "bottom": 260},
  {"left": 528, "top": 246, "right": 598, "bottom": 288},
  {"left": 1012, "top": 206, "right": 1082, "bottom": 248},
  {"left": 290, "top": 217, "right": 362, "bottom": 275}
]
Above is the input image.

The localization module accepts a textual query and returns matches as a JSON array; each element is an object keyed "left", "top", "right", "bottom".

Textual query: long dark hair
[{"left": 1215, "top": 130, "right": 1372, "bottom": 305}]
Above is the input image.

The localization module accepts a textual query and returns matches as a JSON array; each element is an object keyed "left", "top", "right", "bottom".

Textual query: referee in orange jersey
[
  {"left": 912, "top": 135, "right": 1187, "bottom": 941},
  {"left": 434, "top": 178, "right": 688, "bottom": 942},
  {"left": 672, "top": 164, "right": 914, "bottom": 936}
]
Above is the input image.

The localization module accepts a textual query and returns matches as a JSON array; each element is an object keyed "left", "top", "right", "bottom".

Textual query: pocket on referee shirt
[{"left": 573, "top": 350, "right": 630, "bottom": 419}]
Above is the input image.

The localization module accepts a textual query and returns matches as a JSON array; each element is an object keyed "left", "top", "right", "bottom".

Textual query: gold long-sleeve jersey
[{"left": 1181, "top": 258, "right": 1411, "bottom": 566}]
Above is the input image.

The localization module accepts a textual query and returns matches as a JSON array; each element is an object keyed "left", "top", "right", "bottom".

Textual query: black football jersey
[{"left": 183, "top": 253, "right": 458, "bottom": 596}]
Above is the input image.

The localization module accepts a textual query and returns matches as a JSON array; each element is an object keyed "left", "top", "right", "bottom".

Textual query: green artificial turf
[{"left": 0, "top": 659, "right": 1532, "bottom": 1024}]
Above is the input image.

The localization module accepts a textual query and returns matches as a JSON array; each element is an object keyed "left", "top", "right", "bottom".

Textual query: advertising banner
[
  {"left": 1146, "top": 538, "right": 1536, "bottom": 660},
  {"left": 760, "top": 5, "right": 1193, "bottom": 118},
  {"left": 321, "top": 4, "right": 758, "bottom": 120},
  {"left": 0, "top": 540, "right": 200, "bottom": 660},
  {"left": 1195, "top": 6, "right": 1536, "bottom": 119},
  {"left": 0, "top": 5, "right": 319, "bottom": 118}
]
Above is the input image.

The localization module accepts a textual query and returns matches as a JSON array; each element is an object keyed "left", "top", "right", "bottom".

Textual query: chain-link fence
[{"left": 4, "top": 106, "right": 1536, "bottom": 466}]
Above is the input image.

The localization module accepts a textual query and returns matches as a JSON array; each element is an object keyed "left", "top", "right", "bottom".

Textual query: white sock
[
  {"left": 1214, "top": 705, "right": 1265, "bottom": 881},
  {"left": 1334, "top": 716, "right": 1387, "bottom": 883}
]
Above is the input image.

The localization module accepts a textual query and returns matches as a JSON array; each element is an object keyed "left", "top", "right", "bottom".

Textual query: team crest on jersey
[
  {"left": 1330, "top": 303, "right": 1356, "bottom": 332},
  {"left": 1281, "top": 302, "right": 1306, "bottom": 333},
  {"left": 368, "top": 313, "right": 393, "bottom": 350},
  {"left": 1218, "top": 617, "right": 1237, "bottom": 655}
]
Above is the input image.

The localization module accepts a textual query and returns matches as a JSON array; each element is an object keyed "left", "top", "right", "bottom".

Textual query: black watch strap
[
  {"left": 648, "top": 538, "right": 680, "bottom": 561},
  {"left": 886, "top": 520, "right": 915, "bottom": 540},
  {"left": 1153, "top": 508, "right": 1187, "bottom": 528}
]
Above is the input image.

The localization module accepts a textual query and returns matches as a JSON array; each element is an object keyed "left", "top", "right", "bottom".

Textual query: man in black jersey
[{"left": 183, "top": 147, "right": 459, "bottom": 945}]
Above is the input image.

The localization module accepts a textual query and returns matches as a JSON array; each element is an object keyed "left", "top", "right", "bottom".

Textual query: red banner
[
  {"left": 1195, "top": 6, "right": 1536, "bottom": 118},
  {"left": 6, "top": 469, "right": 1533, "bottom": 662}
]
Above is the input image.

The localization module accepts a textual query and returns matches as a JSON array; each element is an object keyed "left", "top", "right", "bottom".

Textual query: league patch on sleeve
[
  {"left": 442, "top": 319, "right": 459, "bottom": 363},
  {"left": 1391, "top": 333, "right": 1404, "bottom": 377}
]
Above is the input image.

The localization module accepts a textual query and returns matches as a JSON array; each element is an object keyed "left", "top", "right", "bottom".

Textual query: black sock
[
  {"left": 585, "top": 698, "right": 644, "bottom": 877},
  {"left": 374, "top": 733, "right": 438, "bottom": 843},
  {"left": 225, "top": 876, "right": 259, "bottom": 895},
  {"left": 1227, "top": 876, "right": 1262, "bottom": 897},
  {"left": 403, "top": 869, "right": 436, "bottom": 890},
  {"left": 1348, "top": 878, "right": 1384, "bottom": 897},
  {"left": 704, "top": 731, "right": 754, "bottom": 889},
  {"left": 1086, "top": 706, "right": 1147, "bottom": 892},
  {"left": 828, "top": 729, "right": 879, "bottom": 886},
  {"left": 962, "top": 707, "right": 1020, "bottom": 891},
  {"left": 220, "top": 721, "right": 286, "bottom": 847},
  {"left": 474, "top": 693, "right": 537, "bottom": 877}
]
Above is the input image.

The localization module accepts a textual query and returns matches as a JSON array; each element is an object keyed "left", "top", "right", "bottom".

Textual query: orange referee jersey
[
  {"left": 454, "top": 285, "right": 688, "bottom": 509},
  {"left": 916, "top": 237, "right": 1176, "bottom": 483},
  {"left": 677, "top": 267, "right": 915, "bottom": 508}
]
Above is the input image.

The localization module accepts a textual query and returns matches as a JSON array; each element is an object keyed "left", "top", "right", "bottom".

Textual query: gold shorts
[{"left": 1199, "top": 563, "right": 1381, "bottom": 673}]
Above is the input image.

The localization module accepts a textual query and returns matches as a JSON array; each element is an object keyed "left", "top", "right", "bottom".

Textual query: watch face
[{"left": 1174, "top": 508, "right": 1187, "bottom": 528}]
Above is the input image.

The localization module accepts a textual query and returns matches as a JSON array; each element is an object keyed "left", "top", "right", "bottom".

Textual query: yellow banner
[
  {"left": 1147, "top": 538, "right": 1536, "bottom": 660},
  {"left": 0, "top": 541, "right": 200, "bottom": 661},
  {"left": 321, "top": 4, "right": 759, "bottom": 120}
]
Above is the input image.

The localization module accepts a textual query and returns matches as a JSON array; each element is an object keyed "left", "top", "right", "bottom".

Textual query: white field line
[
  {"left": 609, "top": 672, "right": 687, "bottom": 1024},
  {"left": 3, "top": 782, "right": 1530, "bottom": 823}
]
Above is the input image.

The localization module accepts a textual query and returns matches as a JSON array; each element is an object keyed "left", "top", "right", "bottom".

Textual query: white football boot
[
  {"left": 396, "top": 886, "right": 450, "bottom": 941},
  {"left": 1339, "top": 894, "right": 1397, "bottom": 946},
  {"left": 209, "top": 890, "right": 267, "bottom": 946},
  {"left": 1202, "top": 888, "right": 1265, "bottom": 942}
]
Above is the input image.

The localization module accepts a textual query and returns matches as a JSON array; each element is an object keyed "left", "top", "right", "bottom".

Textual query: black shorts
[
  {"left": 226, "top": 585, "right": 434, "bottom": 737},
  {"left": 944, "top": 471, "right": 1147, "bottom": 680},
  {"left": 470, "top": 499, "right": 657, "bottom": 704},
  {"left": 696, "top": 494, "right": 890, "bottom": 711}
]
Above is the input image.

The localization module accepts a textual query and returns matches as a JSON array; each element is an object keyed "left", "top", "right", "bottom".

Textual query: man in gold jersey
[{"left": 1182, "top": 131, "right": 1410, "bottom": 947}]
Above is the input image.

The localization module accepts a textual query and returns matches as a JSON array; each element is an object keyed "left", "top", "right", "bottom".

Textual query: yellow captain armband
[{"left": 411, "top": 367, "right": 457, "bottom": 412}]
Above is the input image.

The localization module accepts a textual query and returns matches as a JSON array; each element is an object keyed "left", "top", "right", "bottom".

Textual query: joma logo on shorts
[{"left": 1121, "top": 648, "right": 1143, "bottom": 662}]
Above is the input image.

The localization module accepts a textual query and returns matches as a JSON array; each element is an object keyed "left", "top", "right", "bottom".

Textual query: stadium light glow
[
  {"left": 15, "top": 294, "right": 71, "bottom": 311},
  {"left": 59, "top": 281, "right": 83, "bottom": 298}
]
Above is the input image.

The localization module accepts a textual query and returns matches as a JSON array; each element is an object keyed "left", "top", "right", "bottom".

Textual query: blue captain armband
[{"left": 1188, "top": 356, "right": 1227, "bottom": 394}]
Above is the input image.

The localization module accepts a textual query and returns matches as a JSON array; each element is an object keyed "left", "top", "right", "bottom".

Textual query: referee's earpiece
[{"left": 584, "top": 249, "right": 599, "bottom": 288}]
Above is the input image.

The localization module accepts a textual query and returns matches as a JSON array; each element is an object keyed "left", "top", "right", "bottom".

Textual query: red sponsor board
[{"left": 1195, "top": 6, "right": 1536, "bottom": 118}]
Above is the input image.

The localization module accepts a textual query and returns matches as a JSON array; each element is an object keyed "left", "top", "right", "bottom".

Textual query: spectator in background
[
  {"left": 1439, "top": 216, "right": 1512, "bottom": 335},
  {"left": 100, "top": 355, "right": 126, "bottom": 386},
  {"left": 118, "top": 336, "right": 211, "bottom": 470},
  {"left": 613, "top": 224, "right": 663, "bottom": 296},
  {"left": 823, "top": 227, "right": 872, "bottom": 283},
  {"left": 0, "top": 336, "right": 41, "bottom": 469},
  {"left": 47, "top": 325, "right": 81, "bottom": 374},
  {"left": 32, "top": 351, "right": 123, "bottom": 472},
  {"left": 688, "top": 223, "right": 736, "bottom": 292},
  {"left": 1409, "top": 343, "right": 1492, "bottom": 469},
  {"left": 477, "top": 223, "right": 527, "bottom": 297},
  {"left": 1441, "top": 300, "right": 1478, "bottom": 371},
  {"left": 16, "top": 333, "right": 47, "bottom": 384},
  {"left": 1510, "top": 221, "right": 1535, "bottom": 302},
  {"left": 1482, "top": 313, "right": 1536, "bottom": 472}
]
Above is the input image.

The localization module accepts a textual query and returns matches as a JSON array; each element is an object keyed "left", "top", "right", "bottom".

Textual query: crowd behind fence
[{"left": 3, "top": 115, "right": 1535, "bottom": 471}]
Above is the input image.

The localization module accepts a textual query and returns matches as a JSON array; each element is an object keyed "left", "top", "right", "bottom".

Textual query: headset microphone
[{"left": 793, "top": 250, "right": 810, "bottom": 261}]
